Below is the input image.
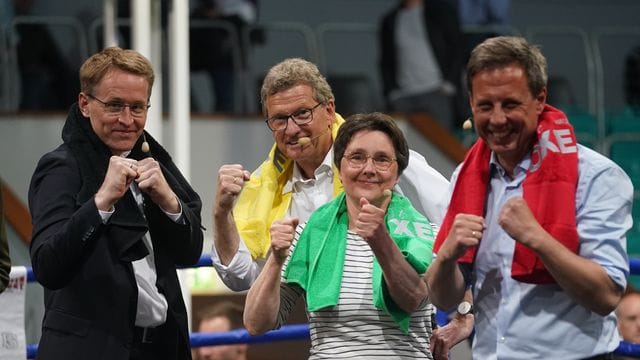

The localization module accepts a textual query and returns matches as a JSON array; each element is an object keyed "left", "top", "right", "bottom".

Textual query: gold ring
[{"left": 472, "top": 231, "right": 478, "bottom": 237}]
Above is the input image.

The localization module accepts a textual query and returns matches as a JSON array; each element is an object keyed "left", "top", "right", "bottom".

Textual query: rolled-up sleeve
[{"left": 576, "top": 156, "right": 633, "bottom": 289}]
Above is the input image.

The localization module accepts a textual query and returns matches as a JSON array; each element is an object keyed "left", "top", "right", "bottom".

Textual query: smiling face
[
  {"left": 265, "top": 84, "right": 335, "bottom": 177},
  {"left": 469, "top": 63, "right": 546, "bottom": 174},
  {"left": 78, "top": 68, "right": 149, "bottom": 155},
  {"left": 339, "top": 130, "right": 400, "bottom": 208}
]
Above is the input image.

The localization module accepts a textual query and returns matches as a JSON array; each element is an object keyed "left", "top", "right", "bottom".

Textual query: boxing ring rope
[{"left": 23, "top": 256, "right": 640, "bottom": 358}]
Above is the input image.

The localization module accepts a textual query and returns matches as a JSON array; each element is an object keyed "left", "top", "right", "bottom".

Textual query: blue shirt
[
  {"left": 451, "top": 144, "right": 633, "bottom": 360},
  {"left": 457, "top": 0, "right": 511, "bottom": 27}
]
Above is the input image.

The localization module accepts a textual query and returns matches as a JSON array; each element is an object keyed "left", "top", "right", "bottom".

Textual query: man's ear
[
  {"left": 325, "top": 99, "right": 337, "bottom": 127},
  {"left": 78, "top": 93, "right": 90, "bottom": 118},
  {"left": 535, "top": 87, "right": 547, "bottom": 114}
]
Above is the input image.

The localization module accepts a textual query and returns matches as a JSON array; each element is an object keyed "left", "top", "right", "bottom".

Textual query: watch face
[{"left": 458, "top": 301, "right": 472, "bottom": 315}]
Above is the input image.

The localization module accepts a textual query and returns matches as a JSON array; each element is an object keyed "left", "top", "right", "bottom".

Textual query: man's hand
[
  {"left": 214, "top": 164, "right": 251, "bottom": 214},
  {"left": 135, "top": 157, "right": 180, "bottom": 213},
  {"left": 269, "top": 218, "right": 299, "bottom": 264},
  {"left": 430, "top": 313, "right": 474, "bottom": 360},
  {"left": 437, "top": 213, "right": 485, "bottom": 261},
  {"left": 95, "top": 156, "right": 138, "bottom": 211},
  {"left": 499, "top": 197, "right": 543, "bottom": 248}
]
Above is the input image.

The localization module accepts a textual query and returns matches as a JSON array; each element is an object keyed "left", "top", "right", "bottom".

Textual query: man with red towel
[{"left": 426, "top": 36, "right": 634, "bottom": 359}]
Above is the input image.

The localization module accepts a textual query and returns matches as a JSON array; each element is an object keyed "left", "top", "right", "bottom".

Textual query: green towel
[{"left": 284, "top": 192, "right": 434, "bottom": 333}]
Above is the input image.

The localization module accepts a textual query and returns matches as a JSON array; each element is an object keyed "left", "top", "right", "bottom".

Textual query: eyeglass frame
[
  {"left": 86, "top": 93, "right": 151, "bottom": 117},
  {"left": 264, "top": 102, "right": 323, "bottom": 131},
  {"left": 342, "top": 152, "right": 397, "bottom": 171}
]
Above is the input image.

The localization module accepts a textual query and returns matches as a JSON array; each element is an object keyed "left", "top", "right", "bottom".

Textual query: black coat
[{"left": 28, "top": 104, "right": 204, "bottom": 359}]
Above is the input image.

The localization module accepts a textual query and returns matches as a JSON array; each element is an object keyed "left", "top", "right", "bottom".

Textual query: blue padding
[
  {"left": 613, "top": 341, "right": 640, "bottom": 357},
  {"left": 190, "top": 324, "right": 310, "bottom": 346}
]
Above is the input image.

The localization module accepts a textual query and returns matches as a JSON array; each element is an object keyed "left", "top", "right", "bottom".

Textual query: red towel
[{"left": 434, "top": 105, "right": 579, "bottom": 284}]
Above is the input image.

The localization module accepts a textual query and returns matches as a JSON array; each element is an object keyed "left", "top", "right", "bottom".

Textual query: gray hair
[{"left": 260, "top": 58, "right": 334, "bottom": 117}]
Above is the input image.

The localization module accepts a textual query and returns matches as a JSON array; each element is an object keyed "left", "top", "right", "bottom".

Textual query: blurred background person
[
  {"left": 624, "top": 45, "right": 640, "bottom": 114},
  {"left": 615, "top": 290, "right": 640, "bottom": 360},
  {"left": 196, "top": 301, "right": 248, "bottom": 360},
  {"left": 11, "top": 0, "right": 78, "bottom": 111},
  {"left": 455, "top": 0, "right": 512, "bottom": 60},
  {"left": 190, "top": 0, "right": 259, "bottom": 113},
  {"left": 617, "top": 290, "right": 640, "bottom": 343},
  {"left": 379, "top": 0, "right": 464, "bottom": 131}
]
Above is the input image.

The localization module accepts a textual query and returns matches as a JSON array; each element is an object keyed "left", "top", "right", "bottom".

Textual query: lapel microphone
[
  {"left": 140, "top": 131, "right": 153, "bottom": 157},
  {"left": 462, "top": 117, "right": 473, "bottom": 130},
  {"left": 141, "top": 133, "right": 151, "bottom": 155},
  {"left": 297, "top": 125, "right": 332, "bottom": 146}
]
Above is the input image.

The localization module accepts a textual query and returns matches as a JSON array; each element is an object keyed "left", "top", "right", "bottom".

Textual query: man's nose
[
  {"left": 490, "top": 107, "right": 507, "bottom": 124},
  {"left": 284, "top": 116, "right": 302, "bottom": 134},
  {"left": 117, "top": 107, "right": 135, "bottom": 125}
]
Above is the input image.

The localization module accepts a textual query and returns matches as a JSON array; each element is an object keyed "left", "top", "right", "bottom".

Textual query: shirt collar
[
  {"left": 489, "top": 151, "right": 531, "bottom": 180},
  {"left": 283, "top": 147, "right": 334, "bottom": 194}
]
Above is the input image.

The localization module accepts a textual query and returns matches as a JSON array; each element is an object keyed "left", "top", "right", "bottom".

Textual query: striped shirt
[{"left": 278, "top": 223, "right": 434, "bottom": 359}]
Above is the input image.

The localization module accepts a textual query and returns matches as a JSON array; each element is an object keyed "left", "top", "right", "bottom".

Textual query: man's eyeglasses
[
  {"left": 343, "top": 152, "right": 397, "bottom": 171},
  {"left": 265, "top": 103, "right": 323, "bottom": 131},
  {"left": 87, "top": 94, "right": 150, "bottom": 117}
]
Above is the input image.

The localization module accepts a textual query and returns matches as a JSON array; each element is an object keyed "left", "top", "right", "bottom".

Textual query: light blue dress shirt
[{"left": 451, "top": 144, "right": 633, "bottom": 360}]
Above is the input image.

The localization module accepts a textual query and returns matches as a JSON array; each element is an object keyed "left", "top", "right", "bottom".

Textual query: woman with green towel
[{"left": 244, "top": 112, "right": 437, "bottom": 359}]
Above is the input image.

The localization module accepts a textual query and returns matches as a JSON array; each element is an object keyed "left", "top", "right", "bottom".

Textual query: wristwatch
[{"left": 457, "top": 301, "right": 474, "bottom": 316}]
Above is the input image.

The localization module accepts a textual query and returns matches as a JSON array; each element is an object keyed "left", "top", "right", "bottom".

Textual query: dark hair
[
  {"left": 197, "top": 301, "right": 244, "bottom": 331},
  {"left": 625, "top": 46, "right": 640, "bottom": 108},
  {"left": 467, "top": 36, "right": 547, "bottom": 97},
  {"left": 333, "top": 112, "right": 409, "bottom": 174}
]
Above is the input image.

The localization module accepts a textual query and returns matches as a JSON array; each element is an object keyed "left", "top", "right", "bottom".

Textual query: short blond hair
[{"left": 79, "top": 47, "right": 155, "bottom": 97}]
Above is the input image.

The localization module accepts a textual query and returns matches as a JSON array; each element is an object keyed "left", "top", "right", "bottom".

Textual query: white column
[
  {"left": 102, "top": 0, "right": 118, "bottom": 48},
  {"left": 169, "top": 0, "right": 193, "bottom": 331},
  {"left": 169, "top": 0, "right": 190, "bottom": 178},
  {"left": 132, "top": 0, "right": 162, "bottom": 141}
]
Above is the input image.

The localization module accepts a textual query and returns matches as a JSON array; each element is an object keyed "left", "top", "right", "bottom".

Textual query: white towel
[{"left": 0, "top": 266, "right": 27, "bottom": 360}]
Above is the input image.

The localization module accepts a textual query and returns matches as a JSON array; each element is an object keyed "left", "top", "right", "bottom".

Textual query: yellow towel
[{"left": 234, "top": 113, "right": 346, "bottom": 260}]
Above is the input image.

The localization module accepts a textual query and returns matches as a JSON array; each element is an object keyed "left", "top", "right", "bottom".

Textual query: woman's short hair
[{"left": 333, "top": 112, "right": 409, "bottom": 175}]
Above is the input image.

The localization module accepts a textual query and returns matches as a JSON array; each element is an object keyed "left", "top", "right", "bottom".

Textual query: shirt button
[{"left": 499, "top": 336, "right": 506, "bottom": 343}]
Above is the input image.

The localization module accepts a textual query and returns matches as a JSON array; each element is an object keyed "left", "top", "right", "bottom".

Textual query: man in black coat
[{"left": 28, "top": 47, "right": 204, "bottom": 360}]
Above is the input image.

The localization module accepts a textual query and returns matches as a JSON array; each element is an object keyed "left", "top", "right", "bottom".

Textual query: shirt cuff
[
  {"left": 210, "top": 240, "right": 261, "bottom": 291},
  {"left": 161, "top": 198, "right": 183, "bottom": 223},
  {"left": 98, "top": 206, "right": 115, "bottom": 224}
]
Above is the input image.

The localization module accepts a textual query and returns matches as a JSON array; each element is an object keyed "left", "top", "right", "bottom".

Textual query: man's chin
[
  {"left": 488, "top": 141, "right": 517, "bottom": 154},
  {"left": 108, "top": 141, "right": 136, "bottom": 155},
  {"left": 283, "top": 147, "right": 307, "bottom": 160}
]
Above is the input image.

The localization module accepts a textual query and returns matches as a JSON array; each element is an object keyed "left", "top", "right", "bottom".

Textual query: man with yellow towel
[{"left": 211, "top": 58, "right": 450, "bottom": 291}]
